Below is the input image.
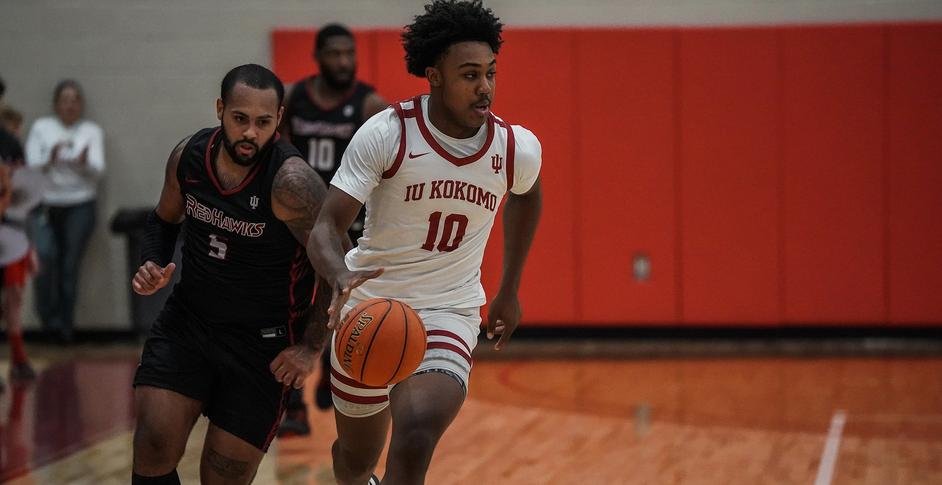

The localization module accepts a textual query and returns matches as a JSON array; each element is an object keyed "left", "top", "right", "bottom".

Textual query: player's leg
[
  {"left": 4, "top": 283, "right": 35, "bottom": 380},
  {"left": 382, "top": 307, "right": 479, "bottom": 484},
  {"left": 383, "top": 371, "right": 465, "bottom": 484},
  {"left": 133, "top": 386, "right": 203, "bottom": 481},
  {"left": 201, "top": 327, "right": 301, "bottom": 482},
  {"left": 132, "top": 303, "right": 212, "bottom": 482},
  {"left": 200, "top": 425, "right": 265, "bottom": 485},
  {"left": 332, "top": 408, "right": 390, "bottom": 485},
  {"left": 328, "top": 322, "right": 393, "bottom": 485},
  {"left": 315, "top": 345, "right": 334, "bottom": 409}
]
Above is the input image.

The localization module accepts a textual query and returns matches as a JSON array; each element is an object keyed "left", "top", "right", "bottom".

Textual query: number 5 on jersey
[
  {"left": 209, "top": 234, "right": 228, "bottom": 260},
  {"left": 422, "top": 211, "right": 468, "bottom": 252}
]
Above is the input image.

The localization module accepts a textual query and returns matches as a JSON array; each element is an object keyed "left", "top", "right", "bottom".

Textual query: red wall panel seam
[
  {"left": 571, "top": 31, "right": 583, "bottom": 321},
  {"left": 673, "top": 30, "right": 685, "bottom": 323},
  {"left": 776, "top": 29, "right": 787, "bottom": 324}
]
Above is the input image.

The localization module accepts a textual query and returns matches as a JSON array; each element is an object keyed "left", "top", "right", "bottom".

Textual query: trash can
[{"left": 110, "top": 208, "right": 182, "bottom": 334}]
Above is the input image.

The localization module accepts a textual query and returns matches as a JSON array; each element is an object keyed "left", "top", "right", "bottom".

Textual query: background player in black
[
  {"left": 131, "top": 64, "right": 331, "bottom": 485},
  {"left": 279, "top": 23, "right": 387, "bottom": 435}
]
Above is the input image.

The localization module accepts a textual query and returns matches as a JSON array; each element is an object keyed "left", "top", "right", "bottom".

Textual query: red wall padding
[
  {"left": 575, "top": 30, "right": 678, "bottom": 324},
  {"left": 781, "top": 27, "right": 886, "bottom": 324},
  {"left": 680, "top": 29, "right": 781, "bottom": 324},
  {"left": 272, "top": 23, "right": 942, "bottom": 326},
  {"left": 887, "top": 25, "right": 942, "bottom": 324}
]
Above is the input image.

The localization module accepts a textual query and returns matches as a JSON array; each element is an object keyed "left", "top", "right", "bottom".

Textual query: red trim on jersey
[
  {"left": 413, "top": 96, "right": 495, "bottom": 167},
  {"left": 382, "top": 102, "right": 408, "bottom": 179},
  {"left": 204, "top": 128, "right": 265, "bottom": 196},
  {"left": 426, "top": 329, "right": 472, "bottom": 355},
  {"left": 426, "top": 342, "right": 473, "bottom": 366},
  {"left": 497, "top": 120, "right": 516, "bottom": 193},
  {"left": 330, "top": 367, "right": 387, "bottom": 389},
  {"left": 330, "top": 384, "right": 390, "bottom": 404}
]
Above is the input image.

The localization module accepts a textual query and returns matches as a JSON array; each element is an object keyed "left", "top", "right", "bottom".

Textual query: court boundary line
[{"left": 814, "top": 409, "right": 847, "bottom": 485}]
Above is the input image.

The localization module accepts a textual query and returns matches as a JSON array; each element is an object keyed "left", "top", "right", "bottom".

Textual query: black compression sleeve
[{"left": 140, "top": 210, "right": 181, "bottom": 266}]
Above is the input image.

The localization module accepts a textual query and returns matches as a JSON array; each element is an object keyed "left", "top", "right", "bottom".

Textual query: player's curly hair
[{"left": 401, "top": 0, "right": 503, "bottom": 78}]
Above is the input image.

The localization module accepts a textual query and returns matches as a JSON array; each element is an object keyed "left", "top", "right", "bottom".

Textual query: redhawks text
[{"left": 185, "top": 194, "right": 266, "bottom": 237}]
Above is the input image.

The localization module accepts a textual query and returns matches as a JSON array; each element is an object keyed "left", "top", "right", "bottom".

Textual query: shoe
[
  {"left": 277, "top": 408, "right": 310, "bottom": 437},
  {"left": 368, "top": 474, "right": 380, "bottom": 485},
  {"left": 9, "top": 362, "right": 36, "bottom": 381},
  {"left": 315, "top": 379, "right": 333, "bottom": 410}
]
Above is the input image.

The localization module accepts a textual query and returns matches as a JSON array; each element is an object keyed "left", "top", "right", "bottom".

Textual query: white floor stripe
[{"left": 814, "top": 410, "right": 847, "bottom": 485}]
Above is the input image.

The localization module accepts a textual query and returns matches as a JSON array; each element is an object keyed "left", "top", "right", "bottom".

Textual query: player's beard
[
  {"left": 221, "top": 128, "right": 270, "bottom": 167},
  {"left": 322, "top": 67, "right": 356, "bottom": 92}
]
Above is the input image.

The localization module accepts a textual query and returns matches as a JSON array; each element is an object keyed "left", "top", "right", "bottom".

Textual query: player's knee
[
  {"left": 332, "top": 439, "right": 381, "bottom": 477},
  {"left": 133, "top": 421, "right": 184, "bottom": 468},
  {"left": 389, "top": 427, "right": 438, "bottom": 464}
]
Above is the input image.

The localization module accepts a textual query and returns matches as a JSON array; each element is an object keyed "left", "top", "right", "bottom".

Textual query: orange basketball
[{"left": 334, "top": 298, "right": 426, "bottom": 387}]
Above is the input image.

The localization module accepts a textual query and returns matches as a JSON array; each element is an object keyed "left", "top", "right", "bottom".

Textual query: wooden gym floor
[{"left": 0, "top": 338, "right": 940, "bottom": 484}]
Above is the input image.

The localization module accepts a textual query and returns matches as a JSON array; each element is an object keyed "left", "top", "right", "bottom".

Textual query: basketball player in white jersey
[{"left": 307, "top": 1, "right": 542, "bottom": 483}]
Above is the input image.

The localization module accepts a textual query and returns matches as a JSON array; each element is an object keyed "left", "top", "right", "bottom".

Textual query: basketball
[{"left": 334, "top": 298, "right": 427, "bottom": 387}]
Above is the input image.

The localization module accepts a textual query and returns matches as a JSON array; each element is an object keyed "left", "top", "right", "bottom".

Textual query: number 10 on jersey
[{"left": 422, "top": 211, "right": 469, "bottom": 252}]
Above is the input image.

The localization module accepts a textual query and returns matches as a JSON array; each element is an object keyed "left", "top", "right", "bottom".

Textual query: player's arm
[
  {"left": 131, "top": 136, "right": 189, "bottom": 296},
  {"left": 362, "top": 91, "right": 389, "bottom": 120},
  {"left": 308, "top": 110, "right": 392, "bottom": 329},
  {"left": 487, "top": 128, "right": 544, "bottom": 350},
  {"left": 308, "top": 187, "right": 381, "bottom": 330},
  {"left": 269, "top": 156, "right": 333, "bottom": 388},
  {"left": 486, "top": 179, "right": 542, "bottom": 350}
]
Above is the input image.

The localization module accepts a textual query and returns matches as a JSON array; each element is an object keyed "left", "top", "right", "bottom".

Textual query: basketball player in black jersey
[
  {"left": 279, "top": 23, "right": 388, "bottom": 436},
  {"left": 130, "top": 64, "right": 331, "bottom": 485}
]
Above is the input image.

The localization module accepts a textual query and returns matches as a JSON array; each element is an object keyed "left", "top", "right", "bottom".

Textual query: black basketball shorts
[{"left": 133, "top": 297, "right": 294, "bottom": 451}]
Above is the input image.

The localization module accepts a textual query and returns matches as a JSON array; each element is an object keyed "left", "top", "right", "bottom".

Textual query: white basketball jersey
[{"left": 331, "top": 95, "right": 541, "bottom": 309}]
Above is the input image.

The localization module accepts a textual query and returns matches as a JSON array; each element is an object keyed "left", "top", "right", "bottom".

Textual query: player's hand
[
  {"left": 270, "top": 344, "right": 318, "bottom": 389},
  {"left": 327, "top": 268, "right": 384, "bottom": 330},
  {"left": 485, "top": 290, "right": 521, "bottom": 351},
  {"left": 131, "top": 261, "right": 176, "bottom": 296}
]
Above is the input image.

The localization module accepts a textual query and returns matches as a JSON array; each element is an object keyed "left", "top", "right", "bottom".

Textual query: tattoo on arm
[
  {"left": 272, "top": 157, "right": 328, "bottom": 245},
  {"left": 205, "top": 448, "right": 250, "bottom": 479},
  {"left": 304, "top": 276, "right": 332, "bottom": 351}
]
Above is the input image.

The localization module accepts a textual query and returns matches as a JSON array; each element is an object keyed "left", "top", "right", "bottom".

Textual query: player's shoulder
[
  {"left": 285, "top": 76, "right": 313, "bottom": 99},
  {"left": 506, "top": 123, "right": 541, "bottom": 165},
  {"left": 358, "top": 105, "right": 400, "bottom": 138},
  {"left": 355, "top": 80, "right": 377, "bottom": 94}
]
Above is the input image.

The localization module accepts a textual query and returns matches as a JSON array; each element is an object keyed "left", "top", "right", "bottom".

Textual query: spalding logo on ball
[{"left": 335, "top": 298, "right": 427, "bottom": 387}]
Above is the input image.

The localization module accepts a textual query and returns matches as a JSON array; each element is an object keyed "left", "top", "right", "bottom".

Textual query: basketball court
[{"left": 1, "top": 338, "right": 940, "bottom": 484}]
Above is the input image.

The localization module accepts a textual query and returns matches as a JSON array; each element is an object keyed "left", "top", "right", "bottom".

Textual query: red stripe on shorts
[
  {"left": 330, "top": 384, "right": 390, "bottom": 405},
  {"left": 330, "top": 367, "right": 387, "bottom": 389},
  {"left": 426, "top": 342, "right": 473, "bottom": 366},
  {"left": 426, "top": 329, "right": 472, "bottom": 354}
]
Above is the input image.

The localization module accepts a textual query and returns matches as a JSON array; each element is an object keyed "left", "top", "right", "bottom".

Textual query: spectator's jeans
[{"left": 28, "top": 200, "right": 96, "bottom": 337}]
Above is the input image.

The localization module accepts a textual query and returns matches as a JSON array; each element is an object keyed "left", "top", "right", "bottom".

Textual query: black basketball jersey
[
  {"left": 172, "top": 127, "right": 315, "bottom": 331},
  {"left": 284, "top": 76, "right": 375, "bottom": 181}
]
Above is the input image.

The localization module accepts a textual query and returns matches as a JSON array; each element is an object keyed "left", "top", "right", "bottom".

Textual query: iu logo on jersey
[
  {"left": 249, "top": 195, "right": 259, "bottom": 210},
  {"left": 491, "top": 154, "right": 503, "bottom": 174}
]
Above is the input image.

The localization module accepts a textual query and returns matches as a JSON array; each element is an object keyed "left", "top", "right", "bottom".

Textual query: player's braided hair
[{"left": 402, "top": 0, "right": 503, "bottom": 78}]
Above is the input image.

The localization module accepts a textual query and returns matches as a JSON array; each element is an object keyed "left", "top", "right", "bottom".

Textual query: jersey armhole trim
[
  {"left": 382, "top": 103, "right": 409, "bottom": 179},
  {"left": 496, "top": 120, "right": 516, "bottom": 193}
]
